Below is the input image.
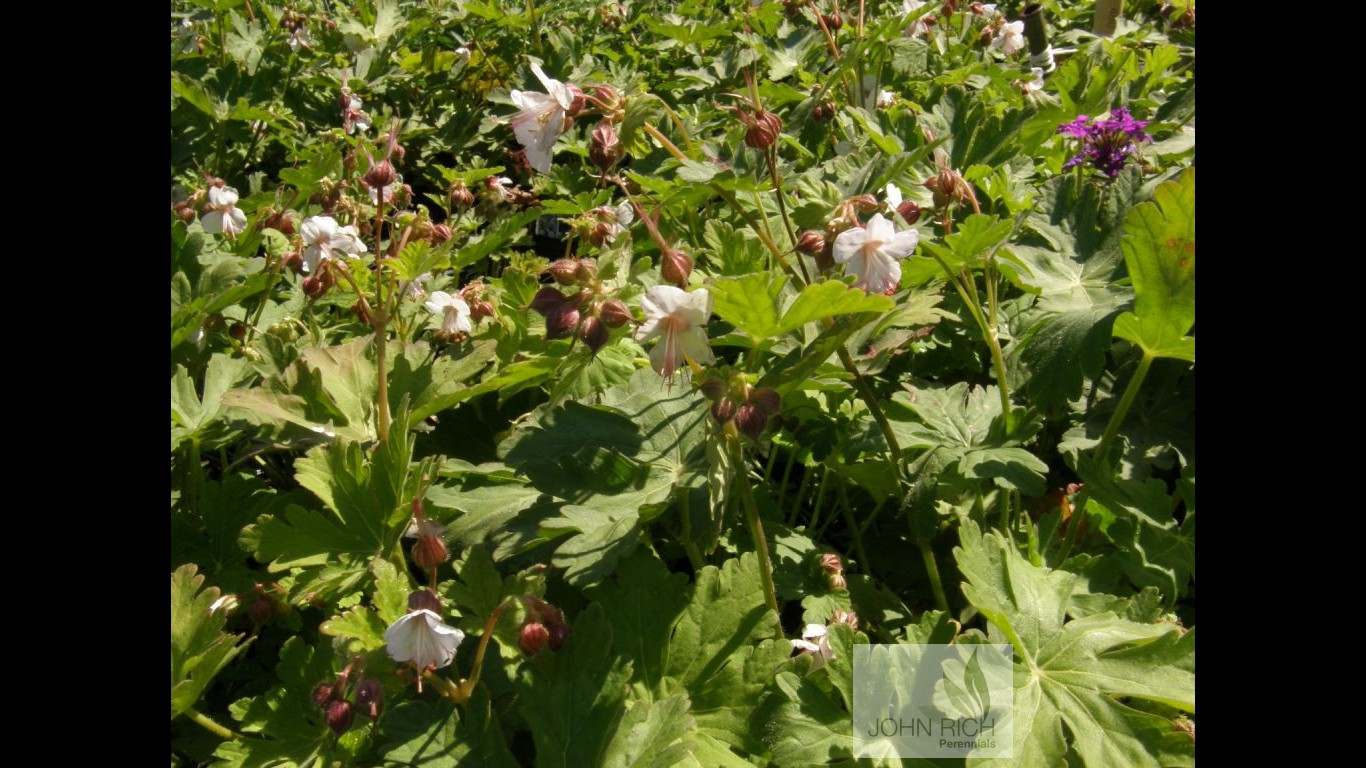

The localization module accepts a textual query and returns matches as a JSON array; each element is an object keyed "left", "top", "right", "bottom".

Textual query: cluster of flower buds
[
  {"left": 519, "top": 596, "right": 571, "bottom": 656},
  {"left": 589, "top": 122, "right": 623, "bottom": 173},
  {"left": 832, "top": 609, "right": 859, "bottom": 631},
  {"left": 480, "top": 175, "right": 537, "bottom": 211},
  {"left": 530, "top": 260, "right": 631, "bottom": 353},
  {"left": 820, "top": 553, "right": 847, "bottom": 591},
  {"left": 571, "top": 203, "right": 633, "bottom": 248},
  {"left": 459, "top": 281, "right": 496, "bottom": 324},
  {"left": 923, "top": 150, "right": 979, "bottom": 214},
  {"left": 597, "top": 3, "right": 626, "bottom": 28},
  {"left": 736, "top": 106, "right": 784, "bottom": 150},
  {"left": 301, "top": 262, "right": 338, "bottom": 299},
  {"left": 311, "top": 661, "right": 383, "bottom": 736},
  {"left": 338, "top": 88, "right": 371, "bottom": 135},
  {"left": 701, "top": 376, "right": 782, "bottom": 440}
]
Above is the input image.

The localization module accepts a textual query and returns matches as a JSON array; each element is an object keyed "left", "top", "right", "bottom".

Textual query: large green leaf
[
  {"left": 170, "top": 564, "right": 250, "bottom": 719},
  {"left": 888, "top": 383, "right": 1048, "bottom": 495},
  {"left": 601, "top": 695, "right": 696, "bottom": 768},
  {"left": 375, "top": 691, "right": 518, "bottom": 768},
  {"left": 518, "top": 604, "right": 635, "bottom": 767},
  {"left": 1077, "top": 457, "right": 1195, "bottom": 600},
  {"left": 587, "top": 550, "right": 691, "bottom": 694},
  {"left": 661, "top": 553, "right": 790, "bottom": 752},
  {"left": 710, "top": 274, "right": 895, "bottom": 344},
  {"left": 213, "top": 636, "right": 336, "bottom": 767},
  {"left": 1113, "top": 169, "right": 1196, "bottom": 361},
  {"left": 954, "top": 522, "right": 1195, "bottom": 767}
]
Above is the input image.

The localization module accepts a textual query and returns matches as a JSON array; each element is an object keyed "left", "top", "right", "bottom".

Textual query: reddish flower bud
[
  {"left": 564, "top": 83, "right": 587, "bottom": 119},
  {"left": 390, "top": 142, "right": 406, "bottom": 165},
  {"left": 711, "top": 397, "right": 738, "bottom": 424},
  {"left": 470, "top": 300, "right": 496, "bottom": 322},
  {"left": 897, "top": 200, "right": 922, "bottom": 225},
  {"left": 312, "top": 683, "right": 336, "bottom": 709},
  {"left": 407, "top": 589, "right": 443, "bottom": 613},
  {"left": 745, "top": 110, "right": 783, "bottom": 150},
  {"left": 530, "top": 286, "right": 568, "bottom": 316},
  {"left": 325, "top": 699, "right": 354, "bottom": 735},
  {"left": 589, "top": 121, "right": 623, "bottom": 172},
  {"left": 853, "top": 194, "right": 880, "bottom": 214},
  {"left": 547, "top": 259, "right": 582, "bottom": 286},
  {"left": 820, "top": 552, "right": 844, "bottom": 574},
  {"left": 823, "top": 13, "right": 844, "bottom": 30},
  {"left": 451, "top": 184, "right": 475, "bottom": 209},
  {"left": 735, "top": 404, "right": 768, "bottom": 439},
  {"left": 545, "top": 305, "right": 581, "bottom": 340},
  {"left": 430, "top": 223, "right": 452, "bottom": 244},
  {"left": 575, "top": 259, "right": 599, "bottom": 283},
  {"left": 833, "top": 609, "right": 859, "bottom": 630},
  {"left": 228, "top": 322, "right": 247, "bottom": 341},
  {"left": 519, "top": 622, "right": 551, "bottom": 656},
  {"left": 750, "top": 387, "right": 781, "bottom": 415},
  {"left": 829, "top": 572, "right": 847, "bottom": 590},
  {"left": 797, "top": 230, "right": 826, "bottom": 255},
  {"left": 579, "top": 316, "right": 609, "bottom": 352},
  {"left": 302, "top": 275, "right": 326, "bottom": 298},
  {"left": 411, "top": 532, "right": 448, "bottom": 572},
  {"left": 247, "top": 598, "right": 275, "bottom": 629},
  {"left": 661, "top": 249, "right": 693, "bottom": 287},
  {"left": 355, "top": 678, "right": 383, "bottom": 719},
  {"left": 203, "top": 314, "right": 226, "bottom": 332},
  {"left": 363, "top": 160, "right": 397, "bottom": 190},
  {"left": 282, "top": 251, "right": 304, "bottom": 274},
  {"left": 548, "top": 621, "right": 571, "bottom": 651},
  {"left": 598, "top": 298, "right": 632, "bottom": 328}
]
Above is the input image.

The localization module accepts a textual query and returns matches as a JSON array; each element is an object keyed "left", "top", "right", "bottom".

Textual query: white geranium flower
[
  {"left": 994, "top": 20, "right": 1025, "bottom": 56},
  {"left": 424, "top": 291, "right": 472, "bottom": 335},
  {"left": 791, "top": 624, "right": 835, "bottom": 669},
  {"left": 508, "top": 63, "right": 577, "bottom": 173},
  {"left": 200, "top": 185, "right": 248, "bottom": 238},
  {"left": 902, "top": 0, "right": 927, "bottom": 13},
  {"left": 384, "top": 609, "right": 465, "bottom": 671},
  {"left": 832, "top": 213, "right": 919, "bottom": 295},
  {"left": 876, "top": 89, "right": 897, "bottom": 109},
  {"left": 287, "top": 26, "right": 311, "bottom": 52},
  {"left": 634, "top": 285, "right": 714, "bottom": 382},
  {"left": 1018, "top": 67, "right": 1046, "bottom": 95},
  {"left": 300, "top": 215, "right": 367, "bottom": 273}
]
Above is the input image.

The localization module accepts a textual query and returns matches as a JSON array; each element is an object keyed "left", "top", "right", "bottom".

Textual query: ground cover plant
[{"left": 170, "top": 1, "right": 1195, "bottom": 764}]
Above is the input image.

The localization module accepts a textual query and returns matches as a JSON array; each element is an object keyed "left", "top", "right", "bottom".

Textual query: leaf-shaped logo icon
[{"left": 931, "top": 647, "right": 992, "bottom": 720}]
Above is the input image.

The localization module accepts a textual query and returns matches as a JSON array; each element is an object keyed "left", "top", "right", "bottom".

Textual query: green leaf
[
  {"left": 1077, "top": 458, "right": 1195, "bottom": 600},
  {"left": 889, "top": 383, "right": 1048, "bottom": 495},
  {"left": 1113, "top": 169, "right": 1195, "bottom": 360},
  {"left": 602, "top": 695, "right": 696, "bottom": 768},
  {"left": 954, "top": 521, "right": 1195, "bottom": 768},
  {"left": 776, "top": 280, "right": 896, "bottom": 337},
  {"left": 214, "top": 636, "right": 337, "bottom": 766},
  {"left": 708, "top": 272, "right": 788, "bottom": 343},
  {"left": 587, "top": 550, "right": 691, "bottom": 694},
  {"left": 170, "top": 564, "right": 249, "bottom": 719},
  {"left": 518, "top": 604, "right": 634, "bottom": 768},
  {"left": 278, "top": 146, "right": 342, "bottom": 199},
  {"left": 920, "top": 214, "right": 1014, "bottom": 273},
  {"left": 427, "top": 479, "right": 561, "bottom": 562},
  {"left": 662, "top": 554, "right": 789, "bottom": 752},
  {"left": 376, "top": 691, "right": 518, "bottom": 767}
]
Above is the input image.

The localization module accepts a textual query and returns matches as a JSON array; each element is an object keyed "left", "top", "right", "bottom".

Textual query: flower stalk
[{"left": 728, "top": 429, "right": 779, "bottom": 620}]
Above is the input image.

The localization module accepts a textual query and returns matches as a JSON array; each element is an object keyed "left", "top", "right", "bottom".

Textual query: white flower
[
  {"left": 208, "top": 594, "right": 238, "bottom": 616},
  {"left": 300, "top": 215, "right": 367, "bottom": 273},
  {"left": 343, "top": 94, "right": 371, "bottom": 134},
  {"left": 287, "top": 26, "right": 311, "bottom": 52},
  {"left": 791, "top": 624, "right": 835, "bottom": 669},
  {"left": 508, "top": 63, "right": 577, "bottom": 173},
  {"left": 405, "top": 271, "right": 431, "bottom": 299},
  {"left": 634, "top": 285, "right": 714, "bottom": 382},
  {"left": 876, "top": 89, "right": 897, "bottom": 109},
  {"left": 1018, "top": 67, "right": 1046, "bottom": 95},
  {"left": 368, "top": 184, "right": 396, "bottom": 206},
  {"left": 384, "top": 609, "right": 465, "bottom": 671},
  {"left": 454, "top": 46, "right": 471, "bottom": 64},
  {"left": 200, "top": 185, "right": 248, "bottom": 238},
  {"left": 993, "top": 21, "right": 1025, "bottom": 56},
  {"left": 424, "top": 291, "right": 472, "bottom": 335},
  {"left": 405, "top": 516, "right": 447, "bottom": 539},
  {"left": 902, "top": 0, "right": 927, "bottom": 13},
  {"left": 832, "top": 213, "right": 919, "bottom": 295}
]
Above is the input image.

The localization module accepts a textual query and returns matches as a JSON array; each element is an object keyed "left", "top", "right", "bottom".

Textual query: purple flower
[{"left": 1057, "top": 108, "right": 1151, "bottom": 179}]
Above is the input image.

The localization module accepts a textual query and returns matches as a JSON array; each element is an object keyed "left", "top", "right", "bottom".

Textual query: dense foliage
[{"left": 171, "top": 1, "right": 1195, "bottom": 765}]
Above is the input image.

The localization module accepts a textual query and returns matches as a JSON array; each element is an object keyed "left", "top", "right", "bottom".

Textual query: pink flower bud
[
  {"left": 735, "top": 404, "right": 768, "bottom": 439},
  {"left": 661, "top": 249, "right": 693, "bottom": 287},
  {"left": 797, "top": 230, "right": 826, "bottom": 255},
  {"left": 589, "top": 121, "right": 623, "bottom": 171},
  {"left": 407, "top": 589, "right": 443, "bottom": 613},
  {"left": 530, "top": 286, "right": 568, "bottom": 316},
  {"left": 579, "top": 316, "right": 609, "bottom": 353},
  {"left": 519, "top": 622, "right": 550, "bottom": 656},
  {"left": 325, "top": 700, "right": 354, "bottom": 735},
  {"left": 598, "top": 299, "right": 632, "bottom": 328},
  {"left": 355, "top": 678, "right": 383, "bottom": 719}
]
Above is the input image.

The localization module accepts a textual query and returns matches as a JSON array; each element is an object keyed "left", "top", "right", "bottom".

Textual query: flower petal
[
  {"left": 881, "top": 229, "right": 920, "bottom": 260},
  {"left": 831, "top": 227, "right": 868, "bottom": 264},
  {"left": 864, "top": 213, "right": 895, "bottom": 243},
  {"left": 200, "top": 210, "right": 224, "bottom": 234},
  {"left": 677, "top": 327, "right": 715, "bottom": 366},
  {"left": 425, "top": 291, "right": 455, "bottom": 314},
  {"left": 675, "top": 287, "right": 713, "bottom": 326},
  {"left": 885, "top": 183, "right": 903, "bottom": 210}
]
